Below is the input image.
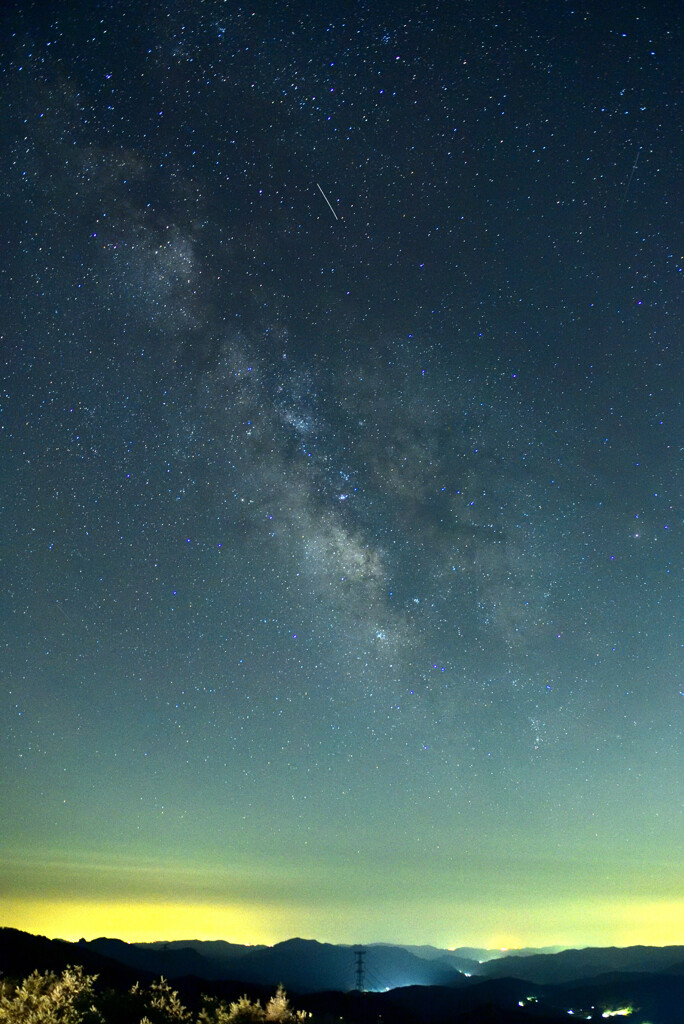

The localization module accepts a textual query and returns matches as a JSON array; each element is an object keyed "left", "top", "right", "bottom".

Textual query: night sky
[{"left": 1, "top": 1, "right": 682, "bottom": 950}]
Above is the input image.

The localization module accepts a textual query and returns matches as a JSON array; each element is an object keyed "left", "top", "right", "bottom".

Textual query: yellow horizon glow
[
  {"left": 0, "top": 897, "right": 279, "bottom": 945},
  {"left": 2, "top": 895, "right": 683, "bottom": 949}
]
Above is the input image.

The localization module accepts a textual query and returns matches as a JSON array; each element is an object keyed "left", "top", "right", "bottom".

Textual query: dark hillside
[
  {"left": 481, "top": 944, "right": 684, "bottom": 984},
  {"left": 0, "top": 927, "right": 144, "bottom": 988}
]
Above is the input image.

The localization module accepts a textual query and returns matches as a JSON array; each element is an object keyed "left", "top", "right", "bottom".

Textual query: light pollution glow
[
  {"left": 2, "top": 892, "right": 683, "bottom": 949},
  {"left": 2, "top": 846, "right": 683, "bottom": 948}
]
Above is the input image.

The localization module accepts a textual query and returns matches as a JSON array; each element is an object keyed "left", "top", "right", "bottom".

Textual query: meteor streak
[{"left": 316, "top": 182, "right": 339, "bottom": 221}]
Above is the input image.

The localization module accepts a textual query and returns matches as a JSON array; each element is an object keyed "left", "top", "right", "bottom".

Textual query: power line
[{"left": 353, "top": 947, "right": 366, "bottom": 992}]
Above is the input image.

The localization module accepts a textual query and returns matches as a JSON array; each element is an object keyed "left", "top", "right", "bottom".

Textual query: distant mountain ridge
[
  {"left": 3, "top": 929, "right": 682, "bottom": 994},
  {"left": 80, "top": 934, "right": 684, "bottom": 992},
  {"left": 88, "top": 935, "right": 469, "bottom": 990},
  {"left": 138, "top": 939, "right": 268, "bottom": 958},
  {"left": 478, "top": 943, "right": 684, "bottom": 984},
  {"left": 2, "top": 929, "right": 684, "bottom": 1023},
  {"left": 373, "top": 943, "right": 567, "bottom": 962}
]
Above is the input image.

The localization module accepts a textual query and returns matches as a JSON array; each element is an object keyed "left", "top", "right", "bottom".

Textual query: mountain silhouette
[
  {"left": 2, "top": 929, "right": 684, "bottom": 1023},
  {"left": 480, "top": 943, "right": 684, "bottom": 984},
  {"left": 81, "top": 934, "right": 466, "bottom": 991}
]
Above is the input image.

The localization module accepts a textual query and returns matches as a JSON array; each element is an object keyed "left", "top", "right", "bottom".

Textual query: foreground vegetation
[{"left": 0, "top": 966, "right": 308, "bottom": 1024}]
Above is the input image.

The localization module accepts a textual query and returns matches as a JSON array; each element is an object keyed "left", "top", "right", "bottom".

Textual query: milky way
[{"left": 1, "top": 0, "right": 681, "bottom": 947}]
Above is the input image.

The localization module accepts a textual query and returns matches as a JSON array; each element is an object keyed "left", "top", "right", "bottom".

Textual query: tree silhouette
[
  {"left": 139, "top": 977, "right": 192, "bottom": 1024},
  {"left": 0, "top": 965, "right": 103, "bottom": 1024},
  {"left": 0, "top": 968, "right": 308, "bottom": 1024},
  {"left": 199, "top": 986, "right": 305, "bottom": 1024}
]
